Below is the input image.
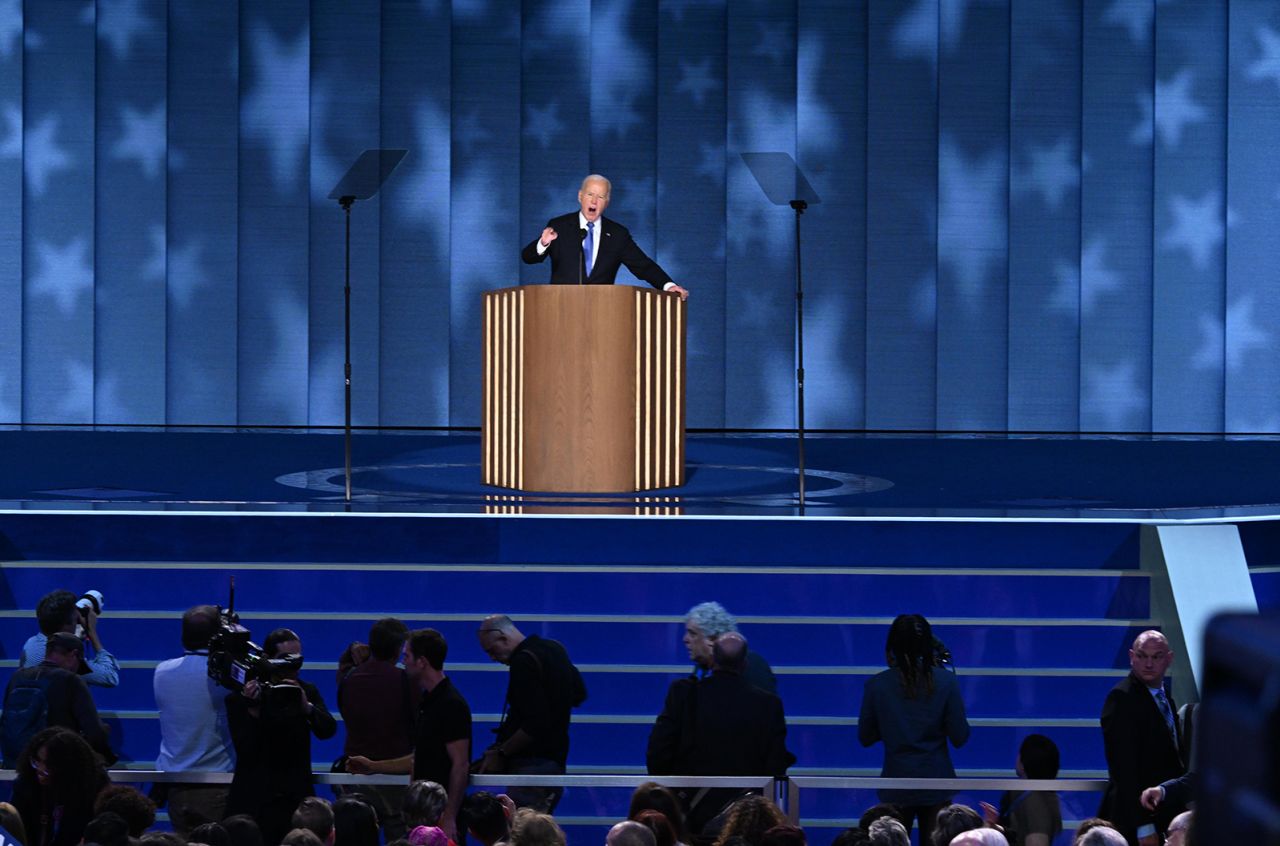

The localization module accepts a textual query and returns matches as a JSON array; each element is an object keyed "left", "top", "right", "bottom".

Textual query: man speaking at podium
[{"left": 522, "top": 174, "right": 690, "bottom": 301}]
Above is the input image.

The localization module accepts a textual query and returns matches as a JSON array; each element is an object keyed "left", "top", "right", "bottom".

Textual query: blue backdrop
[{"left": 0, "top": 0, "right": 1275, "bottom": 433}]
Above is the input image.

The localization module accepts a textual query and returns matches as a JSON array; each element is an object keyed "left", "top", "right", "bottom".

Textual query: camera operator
[
  {"left": 225, "top": 628, "right": 336, "bottom": 846},
  {"left": 20, "top": 590, "right": 118, "bottom": 688}
]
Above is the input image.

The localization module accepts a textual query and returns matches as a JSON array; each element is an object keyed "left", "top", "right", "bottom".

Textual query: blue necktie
[
  {"left": 1154, "top": 689, "right": 1176, "bottom": 743},
  {"left": 584, "top": 221, "right": 595, "bottom": 277}
]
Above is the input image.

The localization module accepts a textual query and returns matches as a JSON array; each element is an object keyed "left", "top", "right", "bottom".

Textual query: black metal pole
[
  {"left": 341, "top": 197, "right": 354, "bottom": 503},
  {"left": 790, "top": 199, "right": 807, "bottom": 515}
]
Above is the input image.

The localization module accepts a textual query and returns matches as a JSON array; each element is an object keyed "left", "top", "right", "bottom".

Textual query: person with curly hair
[
  {"left": 858, "top": 615, "right": 970, "bottom": 846},
  {"left": 711, "top": 795, "right": 787, "bottom": 846},
  {"left": 11, "top": 727, "right": 109, "bottom": 846}
]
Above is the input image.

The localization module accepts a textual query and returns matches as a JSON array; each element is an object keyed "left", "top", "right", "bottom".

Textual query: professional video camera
[{"left": 207, "top": 578, "right": 306, "bottom": 715}]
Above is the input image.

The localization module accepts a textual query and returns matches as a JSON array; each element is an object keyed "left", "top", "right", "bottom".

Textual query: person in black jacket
[
  {"left": 646, "top": 633, "right": 795, "bottom": 837},
  {"left": 2, "top": 633, "right": 115, "bottom": 766},
  {"left": 1099, "top": 630, "right": 1186, "bottom": 846},
  {"left": 520, "top": 175, "right": 689, "bottom": 300},
  {"left": 475, "top": 615, "right": 587, "bottom": 813},
  {"left": 225, "top": 628, "right": 337, "bottom": 846}
]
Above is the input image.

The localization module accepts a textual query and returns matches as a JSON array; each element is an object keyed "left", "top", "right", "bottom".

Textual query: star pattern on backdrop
[
  {"left": 676, "top": 59, "right": 720, "bottom": 107},
  {"left": 452, "top": 109, "right": 491, "bottom": 155},
  {"left": 240, "top": 24, "right": 310, "bottom": 190},
  {"left": 1102, "top": 0, "right": 1166, "bottom": 47},
  {"left": 95, "top": 0, "right": 156, "bottom": 61},
  {"left": 591, "top": 0, "right": 647, "bottom": 137},
  {"left": 57, "top": 360, "right": 95, "bottom": 422},
  {"left": 752, "top": 22, "right": 791, "bottom": 64},
  {"left": 696, "top": 142, "right": 725, "bottom": 186},
  {"left": 1247, "top": 25, "right": 1280, "bottom": 92},
  {"left": 31, "top": 237, "right": 94, "bottom": 316},
  {"left": 1138, "top": 70, "right": 1207, "bottom": 148},
  {"left": 0, "top": 0, "right": 21, "bottom": 60},
  {"left": 524, "top": 102, "right": 565, "bottom": 150},
  {"left": 938, "top": 137, "right": 1006, "bottom": 305},
  {"left": 0, "top": 103, "right": 20, "bottom": 157},
  {"left": 22, "top": 115, "right": 72, "bottom": 196},
  {"left": 1192, "top": 296, "right": 1270, "bottom": 373},
  {"left": 1019, "top": 138, "right": 1078, "bottom": 211},
  {"left": 1053, "top": 238, "right": 1123, "bottom": 315},
  {"left": 112, "top": 102, "right": 167, "bottom": 180},
  {"left": 1161, "top": 190, "right": 1224, "bottom": 270},
  {"left": 1084, "top": 360, "right": 1146, "bottom": 431},
  {"left": 142, "top": 226, "right": 210, "bottom": 310},
  {"left": 894, "top": 0, "right": 974, "bottom": 63}
]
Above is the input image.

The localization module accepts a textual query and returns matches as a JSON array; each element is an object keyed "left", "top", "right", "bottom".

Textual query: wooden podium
[{"left": 482, "top": 285, "right": 686, "bottom": 493}]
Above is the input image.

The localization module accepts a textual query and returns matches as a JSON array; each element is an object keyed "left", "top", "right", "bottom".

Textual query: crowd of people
[{"left": 0, "top": 592, "right": 1197, "bottom": 846}]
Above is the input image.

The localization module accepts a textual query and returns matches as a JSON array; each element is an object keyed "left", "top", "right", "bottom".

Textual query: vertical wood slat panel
[
  {"left": 482, "top": 288, "right": 523, "bottom": 488},
  {"left": 633, "top": 291, "right": 686, "bottom": 490}
]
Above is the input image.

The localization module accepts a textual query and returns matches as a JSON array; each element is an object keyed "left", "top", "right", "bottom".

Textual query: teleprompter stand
[
  {"left": 327, "top": 149, "right": 408, "bottom": 503},
  {"left": 741, "top": 152, "right": 821, "bottom": 515}
]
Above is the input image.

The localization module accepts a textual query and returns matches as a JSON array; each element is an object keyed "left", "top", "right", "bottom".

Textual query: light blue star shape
[
  {"left": 524, "top": 102, "right": 564, "bottom": 149},
  {"left": 240, "top": 24, "right": 310, "bottom": 190},
  {"left": 1021, "top": 137, "right": 1078, "bottom": 211},
  {"left": 938, "top": 137, "right": 1006, "bottom": 305},
  {"left": 591, "top": 1, "right": 651, "bottom": 138},
  {"left": 1102, "top": 0, "right": 1164, "bottom": 47},
  {"left": 396, "top": 100, "right": 451, "bottom": 254},
  {"left": 1136, "top": 70, "right": 1207, "bottom": 148},
  {"left": 1192, "top": 296, "right": 1270, "bottom": 373},
  {"left": 0, "top": 103, "right": 20, "bottom": 157},
  {"left": 453, "top": 109, "right": 490, "bottom": 155},
  {"left": 92, "top": 368, "right": 128, "bottom": 424},
  {"left": 752, "top": 22, "right": 791, "bottom": 64},
  {"left": 58, "top": 360, "right": 95, "bottom": 422},
  {"left": 894, "top": 0, "right": 974, "bottom": 64},
  {"left": 1247, "top": 25, "right": 1280, "bottom": 92},
  {"left": 112, "top": 102, "right": 166, "bottom": 180},
  {"left": 1161, "top": 190, "right": 1223, "bottom": 270},
  {"left": 1225, "top": 296, "right": 1269, "bottom": 372},
  {"left": 96, "top": 0, "right": 155, "bottom": 61},
  {"left": 696, "top": 142, "right": 724, "bottom": 185},
  {"left": 1053, "top": 238, "right": 1122, "bottom": 314},
  {"left": 0, "top": 0, "right": 21, "bottom": 60},
  {"left": 1084, "top": 360, "right": 1146, "bottom": 431},
  {"left": 676, "top": 59, "right": 719, "bottom": 107},
  {"left": 31, "top": 237, "right": 93, "bottom": 316},
  {"left": 142, "top": 225, "right": 209, "bottom": 310},
  {"left": 23, "top": 115, "right": 72, "bottom": 196}
]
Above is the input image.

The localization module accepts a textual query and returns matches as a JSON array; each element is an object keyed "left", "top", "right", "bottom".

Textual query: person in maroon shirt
[
  {"left": 348, "top": 629, "right": 472, "bottom": 844},
  {"left": 337, "top": 618, "right": 417, "bottom": 841}
]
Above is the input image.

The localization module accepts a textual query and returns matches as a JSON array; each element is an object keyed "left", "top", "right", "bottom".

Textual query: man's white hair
[
  {"left": 581, "top": 174, "right": 612, "bottom": 196},
  {"left": 950, "top": 829, "right": 1009, "bottom": 846},
  {"left": 1074, "top": 827, "right": 1127, "bottom": 846},
  {"left": 868, "top": 817, "right": 909, "bottom": 846}
]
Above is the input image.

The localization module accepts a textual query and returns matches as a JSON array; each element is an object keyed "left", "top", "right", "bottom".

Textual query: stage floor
[{"left": 1, "top": 428, "right": 1278, "bottom": 520}]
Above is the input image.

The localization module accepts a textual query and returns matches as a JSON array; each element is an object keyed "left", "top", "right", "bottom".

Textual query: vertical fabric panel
[
  {"left": 380, "top": 2, "right": 450, "bottom": 427},
  {"left": 1226, "top": 0, "right": 1280, "bottom": 433},
  {"left": 309, "top": 2, "right": 380, "bottom": 427},
  {"left": 237, "top": 1, "right": 310, "bottom": 425},
  {"left": 866, "top": 1, "right": 938, "bottom": 429},
  {"left": 1080, "top": 0, "right": 1153, "bottom": 432},
  {"left": 96, "top": 0, "right": 166, "bottom": 423},
  {"left": 0, "top": 1, "right": 21, "bottom": 422},
  {"left": 657, "top": 0, "right": 727, "bottom": 427},
  {"left": 591, "top": 0, "right": 657, "bottom": 289},
  {"left": 449, "top": 1, "right": 519, "bottom": 427},
  {"left": 936, "top": 0, "right": 1009, "bottom": 431},
  {"left": 168, "top": 3, "right": 238, "bottom": 425},
  {"left": 519, "top": 0, "right": 589, "bottom": 287},
  {"left": 799, "top": 0, "right": 867, "bottom": 430},
  {"left": 725, "top": 0, "right": 797, "bottom": 427},
  {"left": 1152, "top": 1, "right": 1226, "bottom": 433},
  {"left": 1008, "top": 0, "right": 1081, "bottom": 432},
  {"left": 24, "top": 0, "right": 96, "bottom": 424}
]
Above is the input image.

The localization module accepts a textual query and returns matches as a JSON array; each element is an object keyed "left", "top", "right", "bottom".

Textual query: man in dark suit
[
  {"left": 646, "top": 632, "right": 794, "bottom": 836},
  {"left": 521, "top": 174, "right": 690, "bottom": 300},
  {"left": 1100, "top": 630, "right": 1187, "bottom": 846}
]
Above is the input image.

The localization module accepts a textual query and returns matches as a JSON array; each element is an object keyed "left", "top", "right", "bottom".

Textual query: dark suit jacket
[
  {"left": 521, "top": 212, "right": 673, "bottom": 289},
  {"left": 646, "top": 670, "right": 794, "bottom": 777},
  {"left": 1099, "top": 674, "right": 1187, "bottom": 846}
]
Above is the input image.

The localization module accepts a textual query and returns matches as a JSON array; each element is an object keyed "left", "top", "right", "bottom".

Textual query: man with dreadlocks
[{"left": 858, "top": 614, "right": 970, "bottom": 846}]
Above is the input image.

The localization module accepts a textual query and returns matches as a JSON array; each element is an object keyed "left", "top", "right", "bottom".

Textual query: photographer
[
  {"left": 20, "top": 590, "right": 118, "bottom": 688},
  {"left": 225, "top": 628, "right": 336, "bottom": 846}
]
